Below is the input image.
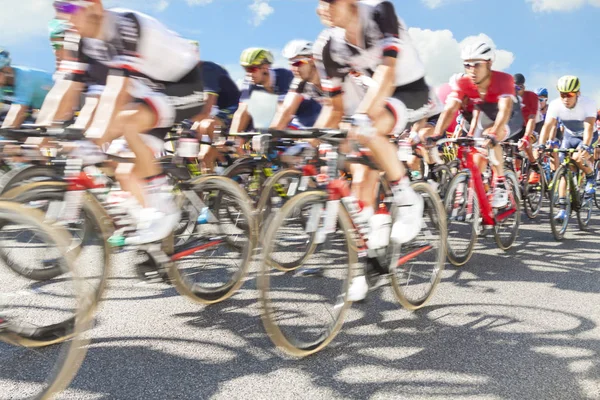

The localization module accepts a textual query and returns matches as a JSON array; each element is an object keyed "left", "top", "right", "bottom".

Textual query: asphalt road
[{"left": 3, "top": 206, "right": 600, "bottom": 400}]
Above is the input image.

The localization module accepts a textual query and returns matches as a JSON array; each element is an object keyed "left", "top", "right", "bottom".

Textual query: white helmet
[
  {"left": 282, "top": 40, "right": 313, "bottom": 59},
  {"left": 460, "top": 40, "right": 495, "bottom": 61}
]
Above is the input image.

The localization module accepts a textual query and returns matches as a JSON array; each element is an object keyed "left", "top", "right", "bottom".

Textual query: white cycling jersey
[
  {"left": 60, "top": 8, "right": 199, "bottom": 83},
  {"left": 546, "top": 95, "right": 597, "bottom": 137},
  {"left": 313, "top": 0, "right": 426, "bottom": 96}
]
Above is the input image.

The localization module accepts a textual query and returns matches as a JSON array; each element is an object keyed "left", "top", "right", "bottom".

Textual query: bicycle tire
[
  {"left": 444, "top": 172, "right": 479, "bottom": 267},
  {"left": 0, "top": 165, "right": 62, "bottom": 194},
  {"left": 522, "top": 163, "right": 545, "bottom": 219},
  {"left": 256, "top": 168, "right": 303, "bottom": 226},
  {"left": 389, "top": 181, "right": 447, "bottom": 310},
  {"left": 548, "top": 165, "right": 571, "bottom": 241},
  {"left": 259, "top": 190, "right": 354, "bottom": 357},
  {"left": 167, "top": 175, "right": 258, "bottom": 304},
  {"left": 0, "top": 201, "right": 92, "bottom": 399},
  {"left": 493, "top": 171, "right": 521, "bottom": 250}
]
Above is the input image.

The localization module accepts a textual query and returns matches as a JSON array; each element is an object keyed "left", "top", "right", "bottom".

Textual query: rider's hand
[
  {"left": 483, "top": 131, "right": 498, "bottom": 148},
  {"left": 579, "top": 144, "right": 593, "bottom": 158}
]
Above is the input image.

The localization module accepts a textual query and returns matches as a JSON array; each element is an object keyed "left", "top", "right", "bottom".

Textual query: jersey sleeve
[
  {"left": 497, "top": 73, "right": 517, "bottom": 101},
  {"left": 546, "top": 100, "right": 559, "bottom": 121},
  {"left": 373, "top": 1, "right": 401, "bottom": 58},
  {"left": 446, "top": 77, "right": 469, "bottom": 106},
  {"left": 239, "top": 78, "right": 252, "bottom": 103},
  {"left": 202, "top": 63, "right": 221, "bottom": 97},
  {"left": 276, "top": 69, "right": 294, "bottom": 101},
  {"left": 111, "top": 12, "right": 143, "bottom": 74},
  {"left": 313, "top": 30, "right": 348, "bottom": 98},
  {"left": 57, "top": 30, "right": 90, "bottom": 82},
  {"left": 522, "top": 92, "right": 539, "bottom": 121}
]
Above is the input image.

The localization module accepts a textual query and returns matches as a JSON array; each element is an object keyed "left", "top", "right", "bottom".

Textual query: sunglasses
[
  {"left": 463, "top": 61, "right": 487, "bottom": 69},
  {"left": 515, "top": 85, "right": 524, "bottom": 91},
  {"left": 51, "top": 42, "right": 64, "bottom": 51},
  {"left": 539, "top": 97, "right": 547, "bottom": 102},
  {"left": 290, "top": 58, "right": 310, "bottom": 68},
  {"left": 244, "top": 66, "right": 260, "bottom": 73},
  {"left": 53, "top": 1, "right": 88, "bottom": 14},
  {"left": 560, "top": 92, "right": 577, "bottom": 99},
  {"left": 321, "top": 0, "right": 336, "bottom": 3}
]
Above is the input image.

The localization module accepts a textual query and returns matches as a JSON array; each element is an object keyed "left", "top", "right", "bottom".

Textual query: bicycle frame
[{"left": 457, "top": 143, "right": 517, "bottom": 226}]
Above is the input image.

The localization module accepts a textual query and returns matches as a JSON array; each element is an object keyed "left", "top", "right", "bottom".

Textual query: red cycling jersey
[
  {"left": 447, "top": 71, "right": 516, "bottom": 122},
  {"left": 520, "top": 90, "right": 539, "bottom": 124}
]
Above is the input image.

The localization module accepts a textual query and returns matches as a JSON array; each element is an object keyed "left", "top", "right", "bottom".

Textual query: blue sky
[{"left": 5, "top": 0, "right": 600, "bottom": 100}]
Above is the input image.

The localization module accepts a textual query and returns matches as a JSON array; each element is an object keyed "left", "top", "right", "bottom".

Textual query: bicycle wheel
[
  {"left": 577, "top": 180, "right": 593, "bottom": 231},
  {"left": 493, "top": 171, "right": 521, "bottom": 250},
  {"left": 594, "top": 160, "right": 600, "bottom": 209},
  {"left": 0, "top": 201, "right": 92, "bottom": 399},
  {"left": 548, "top": 166, "right": 571, "bottom": 241},
  {"left": 522, "top": 163, "right": 545, "bottom": 219},
  {"left": 0, "top": 165, "right": 62, "bottom": 194},
  {"left": 389, "top": 181, "right": 447, "bottom": 310},
  {"left": 444, "top": 172, "right": 479, "bottom": 267},
  {"left": 168, "top": 175, "right": 257, "bottom": 304},
  {"left": 259, "top": 190, "right": 354, "bottom": 357},
  {"left": 432, "top": 164, "right": 452, "bottom": 201},
  {"left": 256, "top": 168, "right": 303, "bottom": 226}
]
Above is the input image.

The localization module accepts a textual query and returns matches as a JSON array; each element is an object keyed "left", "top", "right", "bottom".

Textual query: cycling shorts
[
  {"left": 385, "top": 78, "right": 441, "bottom": 135},
  {"left": 210, "top": 104, "right": 238, "bottom": 131},
  {"left": 127, "top": 64, "right": 206, "bottom": 129}
]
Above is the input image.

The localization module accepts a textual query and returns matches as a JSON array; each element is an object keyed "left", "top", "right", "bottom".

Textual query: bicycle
[
  {"left": 0, "top": 200, "right": 92, "bottom": 399},
  {"left": 442, "top": 137, "right": 521, "bottom": 267},
  {"left": 546, "top": 148, "right": 594, "bottom": 240},
  {"left": 259, "top": 128, "right": 447, "bottom": 356}
]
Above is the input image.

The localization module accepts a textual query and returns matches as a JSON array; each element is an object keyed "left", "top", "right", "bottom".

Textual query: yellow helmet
[
  {"left": 557, "top": 75, "right": 581, "bottom": 93},
  {"left": 240, "top": 48, "right": 274, "bottom": 67}
]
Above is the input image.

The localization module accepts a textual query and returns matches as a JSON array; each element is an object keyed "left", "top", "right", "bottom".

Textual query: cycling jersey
[
  {"left": 1, "top": 67, "right": 53, "bottom": 109},
  {"left": 201, "top": 61, "right": 240, "bottom": 110},
  {"left": 289, "top": 78, "right": 323, "bottom": 128},
  {"left": 519, "top": 91, "right": 539, "bottom": 123},
  {"left": 448, "top": 71, "right": 523, "bottom": 137},
  {"left": 315, "top": 1, "right": 425, "bottom": 96},
  {"left": 59, "top": 8, "right": 203, "bottom": 129},
  {"left": 546, "top": 95, "right": 597, "bottom": 137},
  {"left": 239, "top": 68, "right": 294, "bottom": 103},
  {"left": 314, "top": 3, "right": 438, "bottom": 134}
]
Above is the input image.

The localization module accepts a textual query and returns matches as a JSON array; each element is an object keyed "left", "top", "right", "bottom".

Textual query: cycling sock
[{"left": 585, "top": 172, "right": 594, "bottom": 182}]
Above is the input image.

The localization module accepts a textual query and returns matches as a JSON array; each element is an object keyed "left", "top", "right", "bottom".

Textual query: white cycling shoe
[{"left": 391, "top": 179, "right": 424, "bottom": 244}]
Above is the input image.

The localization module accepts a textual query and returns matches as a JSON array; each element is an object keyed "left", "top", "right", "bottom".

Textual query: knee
[
  {"left": 198, "top": 119, "right": 216, "bottom": 136},
  {"left": 115, "top": 163, "right": 134, "bottom": 181}
]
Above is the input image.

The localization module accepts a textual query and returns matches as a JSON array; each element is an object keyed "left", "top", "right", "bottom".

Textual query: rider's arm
[
  {"left": 583, "top": 117, "right": 595, "bottom": 147},
  {"left": 84, "top": 73, "right": 131, "bottom": 140},
  {"left": 433, "top": 101, "right": 461, "bottom": 137},
  {"left": 1, "top": 104, "right": 28, "bottom": 128},
  {"left": 230, "top": 102, "right": 251, "bottom": 133},
  {"left": 270, "top": 91, "right": 304, "bottom": 130},
  {"left": 314, "top": 94, "right": 344, "bottom": 129},
  {"left": 523, "top": 92, "right": 539, "bottom": 137},
  {"left": 468, "top": 109, "right": 480, "bottom": 137},
  {"left": 538, "top": 118, "right": 558, "bottom": 145},
  {"left": 492, "top": 97, "right": 514, "bottom": 138},
  {"left": 35, "top": 79, "right": 84, "bottom": 125},
  {"left": 191, "top": 93, "right": 218, "bottom": 123}
]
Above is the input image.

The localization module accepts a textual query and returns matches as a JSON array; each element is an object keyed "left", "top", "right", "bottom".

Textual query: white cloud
[
  {"left": 249, "top": 0, "right": 274, "bottom": 26},
  {"left": 408, "top": 28, "right": 515, "bottom": 88},
  {"left": 528, "top": 64, "right": 600, "bottom": 105},
  {"left": 527, "top": 0, "right": 600, "bottom": 12}
]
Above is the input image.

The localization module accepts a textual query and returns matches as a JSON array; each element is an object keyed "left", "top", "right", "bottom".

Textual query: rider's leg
[{"left": 484, "top": 126, "right": 508, "bottom": 208}]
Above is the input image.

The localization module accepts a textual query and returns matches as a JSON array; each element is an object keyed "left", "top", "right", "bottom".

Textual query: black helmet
[{"left": 513, "top": 73, "right": 526, "bottom": 86}]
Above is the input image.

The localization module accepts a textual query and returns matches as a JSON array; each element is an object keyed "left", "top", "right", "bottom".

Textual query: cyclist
[
  {"left": 434, "top": 39, "right": 521, "bottom": 208},
  {"left": 49, "top": 18, "right": 69, "bottom": 71},
  {"left": 512, "top": 73, "right": 540, "bottom": 182},
  {"left": 270, "top": 40, "right": 323, "bottom": 130},
  {"left": 537, "top": 75, "right": 597, "bottom": 221},
  {"left": 314, "top": 0, "right": 438, "bottom": 295},
  {"left": 0, "top": 49, "right": 54, "bottom": 128},
  {"left": 38, "top": 0, "right": 204, "bottom": 245},
  {"left": 230, "top": 48, "right": 293, "bottom": 133}
]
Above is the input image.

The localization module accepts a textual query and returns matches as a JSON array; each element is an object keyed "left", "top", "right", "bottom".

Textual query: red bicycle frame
[{"left": 457, "top": 144, "right": 516, "bottom": 226}]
